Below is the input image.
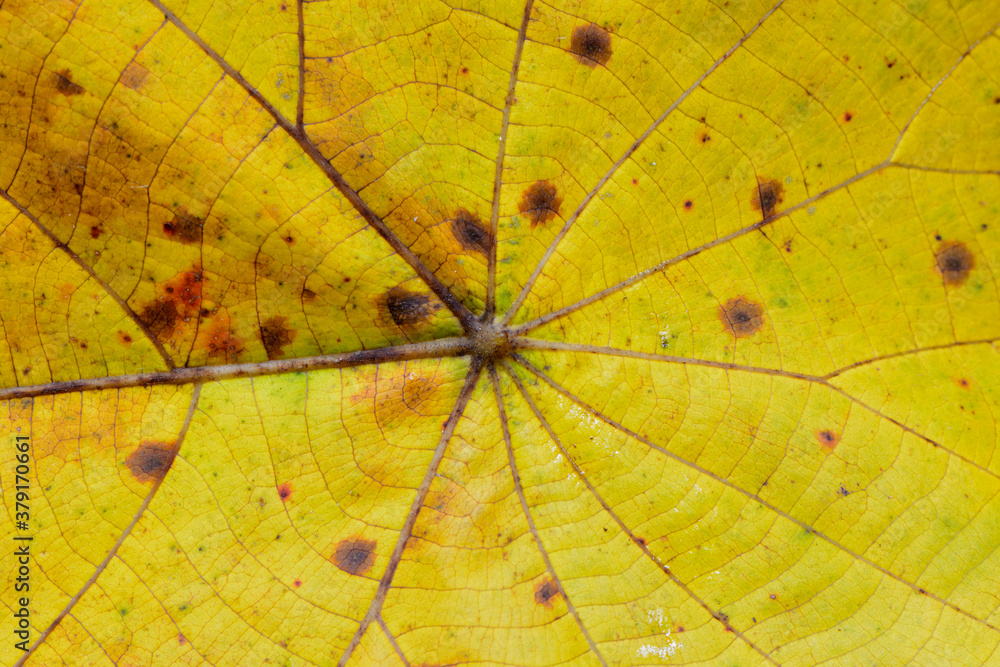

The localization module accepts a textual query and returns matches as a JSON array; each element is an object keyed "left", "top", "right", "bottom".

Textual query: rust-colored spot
[
  {"left": 816, "top": 430, "right": 839, "bottom": 451},
  {"left": 178, "top": 634, "right": 186, "bottom": 645},
  {"left": 117, "top": 331, "right": 133, "bottom": 345},
  {"left": 54, "top": 69, "right": 84, "bottom": 95},
  {"left": 751, "top": 178, "right": 784, "bottom": 220},
  {"left": 293, "top": 579, "right": 302, "bottom": 588},
  {"left": 126, "top": 441, "right": 176, "bottom": 484},
  {"left": 955, "top": 377, "right": 971, "bottom": 389},
  {"left": 934, "top": 241, "right": 974, "bottom": 286},
  {"left": 375, "top": 374, "right": 438, "bottom": 427},
  {"left": 451, "top": 208, "right": 489, "bottom": 255},
  {"left": 518, "top": 180, "right": 562, "bottom": 228},
  {"left": 163, "top": 207, "right": 204, "bottom": 244},
  {"left": 385, "top": 287, "right": 435, "bottom": 326},
  {"left": 333, "top": 537, "right": 377, "bottom": 576},
  {"left": 460, "top": 66, "right": 469, "bottom": 74},
  {"left": 138, "top": 268, "right": 203, "bottom": 341},
  {"left": 278, "top": 482, "right": 292, "bottom": 501},
  {"left": 570, "top": 23, "right": 612, "bottom": 67},
  {"left": 198, "top": 313, "right": 245, "bottom": 362},
  {"left": 842, "top": 111, "right": 853, "bottom": 122},
  {"left": 120, "top": 62, "right": 149, "bottom": 90},
  {"left": 302, "top": 287, "right": 317, "bottom": 302},
  {"left": 260, "top": 316, "right": 296, "bottom": 359},
  {"left": 719, "top": 297, "right": 765, "bottom": 338},
  {"left": 90, "top": 226, "right": 101, "bottom": 239},
  {"left": 534, "top": 578, "right": 560, "bottom": 607},
  {"left": 683, "top": 200, "right": 693, "bottom": 210}
]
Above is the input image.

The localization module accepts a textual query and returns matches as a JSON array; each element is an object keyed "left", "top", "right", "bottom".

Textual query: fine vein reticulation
[{"left": 5, "top": 0, "right": 1000, "bottom": 664}]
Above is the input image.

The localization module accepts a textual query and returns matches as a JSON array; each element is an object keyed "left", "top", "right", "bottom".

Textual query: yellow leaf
[{"left": 2, "top": 0, "right": 999, "bottom": 665}]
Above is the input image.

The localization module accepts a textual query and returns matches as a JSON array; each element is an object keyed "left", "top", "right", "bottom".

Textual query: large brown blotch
[
  {"left": 385, "top": 287, "right": 437, "bottom": 326},
  {"left": 534, "top": 578, "right": 561, "bottom": 607},
  {"left": 719, "top": 297, "right": 765, "bottom": 338},
  {"left": 451, "top": 208, "right": 489, "bottom": 255},
  {"left": 54, "top": 69, "right": 84, "bottom": 96},
  {"left": 518, "top": 181, "right": 562, "bottom": 228},
  {"left": 934, "top": 241, "right": 974, "bottom": 286},
  {"left": 138, "top": 268, "right": 203, "bottom": 341},
  {"left": 126, "top": 441, "right": 177, "bottom": 484},
  {"left": 751, "top": 177, "right": 784, "bottom": 220},
  {"left": 333, "top": 537, "right": 377, "bottom": 576},
  {"left": 163, "top": 207, "right": 204, "bottom": 244},
  {"left": 260, "top": 315, "right": 296, "bottom": 359},
  {"left": 570, "top": 23, "right": 612, "bottom": 67}
]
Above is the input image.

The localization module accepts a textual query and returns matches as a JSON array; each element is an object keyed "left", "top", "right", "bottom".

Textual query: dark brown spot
[
  {"left": 278, "top": 483, "right": 292, "bottom": 501},
  {"left": 450, "top": 208, "right": 489, "bottom": 255},
  {"left": 534, "top": 578, "right": 560, "bottom": 607},
  {"left": 117, "top": 331, "right": 133, "bottom": 345},
  {"left": 302, "top": 287, "right": 317, "bottom": 301},
  {"left": 333, "top": 537, "right": 377, "bottom": 576},
  {"left": 934, "top": 241, "right": 974, "bottom": 286},
  {"left": 460, "top": 66, "right": 469, "bottom": 74},
  {"left": 90, "top": 226, "right": 101, "bottom": 239},
  {"left": 260, "top": 316, "right": 296, "bottom": 359},
  {"left": 816, "top": 430, "right": 839, "bottom": 451},
  {"left": 126, "top": 441, "right": 176, "bottom": 484},
  {"left": 54, "top": 69, "right": 84, "bottom": 95},
  {"left": 751, "top": 178, "right": 784, "bottom": 220},
  {"left": 631, "top": 178, "right": 638, "bottom": 185},
  {"left": 518, "top": 180, "right": 562, "bottom": 228},
  {"left": 294, "top": 579, "right": 301, "bottom": 587},
  {"left": 955, "top": 377, "right": 971, "bottom": 389},
  {"left": 843, "top": 111, "right": 853, "bottom": 122},
  {"left": 178, "top": 634, "right": 186, "bottom": 645},
  {"left": 699, "top": 132, "right": 711, "bottom": 143},
  {"left": 284, "top": 235, "right": 294, "bottom": 244},
  {"left": 884, "top": 56, "right": 897, "bottom": 68},
  {"left": 570, "top": 23, "right": 612, "bottom": 67},
  {"left": 719, "top": 297, "right": 765, "bottom": 338},
  {"left": 386, "top": 287, "right": 434, "bottom": 326},
  {"left": 683, "top": 200, "right": 693, "bottom": 210},
  {"left": 163, "top": 208, "right": 204, "bottom": 244}
]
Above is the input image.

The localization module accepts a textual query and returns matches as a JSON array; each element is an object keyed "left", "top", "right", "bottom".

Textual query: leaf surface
[{"left": 2, "top": 0, "right": 1000, "bottom": 665}]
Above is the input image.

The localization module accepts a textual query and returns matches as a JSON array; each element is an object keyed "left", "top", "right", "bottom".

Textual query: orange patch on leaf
[
  {"left": 816, "top": 430, "right": 839, "bottom": 451},
  {"left": 534, "top": 578, "right": 560, "bottom": 607}
]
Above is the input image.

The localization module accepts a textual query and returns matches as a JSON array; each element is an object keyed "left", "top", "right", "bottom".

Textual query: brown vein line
[
  {"left": 489, "top": 366, "right": 608, "bottom": 667},
  {"left": 520, "top": 337, "right": 1000, "bottom": 484},
  {"left": 823, "top": 337, "right": 1000, "bottom": 380},
  {"left": 890, "top": 162, "right": 1000, "bottom": 176},
  {"left": 376, "top": 616, "right": 412, "bottom": 667},
  {"left": 498, "top": 0, "right": 790, "bottom": 327},
  {"left": 296, "top": 0, "right": 306, "bottom": 131},
  {"left": 337, "top": 360, "right": 483, "bottom": 667},
  {"left": 888, "top": 21, "right": 1000, "bottom": 161},
  {"left": 515, "top": 356, "right": 1000, "bottom": 634},
  {"left": 504, "top": 363, "right": 780, "bottom": 665},
  {"left": 515, "top": 338, "right": 823, "bottom": 382},
  {"left": 15, "top": 384, "right": 203, "bottom": 667},
  {"left": 0, "top": 187, "right": 176, "bottom": 371},
  {"left": 145, "top": 0, "right": 480, "bottom": 334},
  {"left": 0, "top": 337, "right": 471, "bottom": 400},
  {"left": 509, "top": 162, "right": 887, "bottom": 336},
  {"left": 484, "top": 0, "right": 535, "bottom": 319}
]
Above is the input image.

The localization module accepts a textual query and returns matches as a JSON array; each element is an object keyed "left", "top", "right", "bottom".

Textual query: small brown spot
[
  {"left": 884, "top": 56, "right": 897, "bottom": 68},
  {"left": 719, "top": 297, "right": 765, "bottom": 338},
  {"left": 955, "top": 377, "right": 971, "bottom": 389},
  {"left": 90, "top": 226, "right": 101, "bottom": 239},
  {"left": 843, "top": 111, "right": 853, "bottom": 122},
  {"left": 117, "top": 331, "right": 133, "bottom": 345},
  {"left": 302, "top": 288, "right": 317, "bottom": 302},
  {"left": 385, "top": 287, "right": 434, "bottom": 326},
  {"left": 120, "top": 62, "right": 149, "bottom": 90},
  {"left": 260, "top": 316, "right": 296, "bottom": 359},
  {"left": 284, "top": 235, "right": 294, "bottom": 244},
  {"left": 460, "top": 66, "right": 469, "bottom": 74},
  {"left": 163, "top": 208, "right": 204, "bottom": 244},
  {"left": 54, "top": 69, "right": 84, "bottom": 95},
  {"left": 126, "top": 441, "right": 176, "bottom": 484},
  {"left": 294, "top": 579, "right": 301, "bottom": 587},
  {"left": 698, "top": 132, "right": 711, "bottom": 143},
  {"left": 534, "top": 578, "right": 560, "bottom": 607},
  {"left": 816, "top": 430, "right": 839, "bottom": 451},
  {"left": 333, "top": 537, "right": 377, "bottom": 576},
  {"left": 934, "top": 241, "right": 974, "bottom": 286},
  {"left": 450, "top": 208, "right": 489, "bottom": 255},
  {"left": 178, "top": 634, "right": 186, "bottom": 645},
  {"left": 278, "top": 483, "right": 292, "bottom": 501},
  {"left": 569, "top": 23, "right": 612, "bottom": 67},
  {"left": 518, "top": 180, "right": 562, "bottom": 228},
  {"left": 676, "top": 625, "right": 685, "bottom": 633},
  {"left": 783, "top": 239, "right": 793, "bottom": 253},
  {"left": 683, "top": 200, "right": 693, "bottom": 210},
  {"left": 751, "top": 178, "right": 784, "bottom": 219}
]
